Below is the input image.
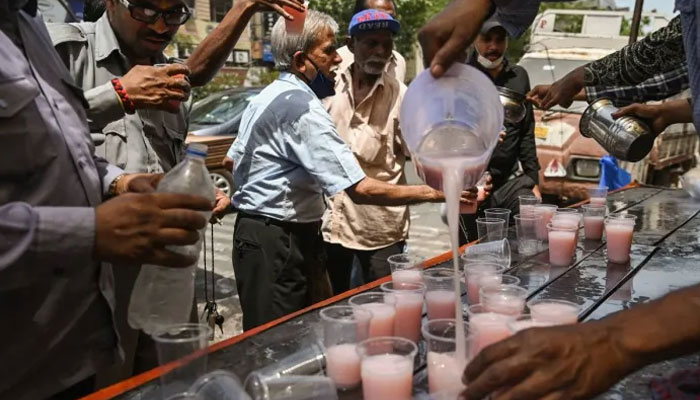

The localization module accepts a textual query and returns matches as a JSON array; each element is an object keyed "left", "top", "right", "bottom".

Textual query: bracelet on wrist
[
  {"left": 107, "top": 174, "right": 127, "bottom": 198},
  {"left": 111, "top": 78, "right": 136, "bottom": 114}
]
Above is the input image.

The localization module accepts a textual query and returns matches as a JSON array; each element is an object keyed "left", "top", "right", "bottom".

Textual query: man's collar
[
  {"left": 95, "top": 13, "right": 125, "bottom": 62},
  {"left": 279, "top": 71, "right": 317, "bottom": 97}
]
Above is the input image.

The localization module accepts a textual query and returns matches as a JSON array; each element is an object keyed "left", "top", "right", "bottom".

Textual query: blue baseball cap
[{"left": 348, "top": 9, "right": 400, "bottom": 36}]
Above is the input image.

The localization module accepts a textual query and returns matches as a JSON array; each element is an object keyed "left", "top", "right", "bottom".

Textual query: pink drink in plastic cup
[
  {"left": 534, "top": 205, "right": 556, "bottom": 241},
  {"left": 392, "top": 270, "right": 423, "bottom": 288},
  {"left": 325, "top": 343, "right": 361, "bottom": 389},
  {"left": 284, "top": 2, "right": 307, "bottom": 34},
  {"left": 427, "top": 352, "right": 464, "bottom": 394},
  {"left": 469, "top": 312, "right": 514, "bottom": 356},
  {"left": 361, "top": 303, "right": 395, "bottom": 337},
  {"left": 391, "top": 292, "right": 424, "bottom": 343},
  {"left": 425, "top": 290, "right": 456, "bottom": 320},
  {"left": 548, "top": 225, "right": 577, "bottom": 267},
  {"left": 528, "top": 300, "right": 580, "bottom": 325},
  {"left": 361, "top": 354, "right": 414, "bottom": 400},
  {"left": 584, "top": 216, "right": 605, "bottom": 240},
  {"left": 605, "top": 216, "right": 635, "bottom": 264}
]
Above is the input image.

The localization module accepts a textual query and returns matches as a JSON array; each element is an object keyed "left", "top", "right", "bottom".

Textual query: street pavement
[{"left": 195, "top": 160, "right": 451, "bottom": 342}]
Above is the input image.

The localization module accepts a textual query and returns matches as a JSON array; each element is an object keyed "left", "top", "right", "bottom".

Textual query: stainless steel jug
[{"left": 580, "top": 98, "right": 655, "bottom": 162}]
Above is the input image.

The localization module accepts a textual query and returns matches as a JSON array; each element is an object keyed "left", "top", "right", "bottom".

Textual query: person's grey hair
[{"left": 271, "top": 9, "right": 338, "bottom": 70}]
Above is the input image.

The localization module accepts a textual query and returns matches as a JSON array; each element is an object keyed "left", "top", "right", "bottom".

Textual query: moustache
[{"left": 143, "top": 31, "right": 174, "bottom": 42}]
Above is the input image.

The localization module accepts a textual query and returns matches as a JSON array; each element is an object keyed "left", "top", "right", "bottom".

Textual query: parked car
[
  {"left": 186, "top": 87, "right": 262, "bottom": 196},
  {"left": 520, "top": 9, "right": 695, "bottom": 202}
]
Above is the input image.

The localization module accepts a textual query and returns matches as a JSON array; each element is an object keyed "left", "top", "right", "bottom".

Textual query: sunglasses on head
[{"left": 117, "top": 0, "right": 192, "bottom": 25}]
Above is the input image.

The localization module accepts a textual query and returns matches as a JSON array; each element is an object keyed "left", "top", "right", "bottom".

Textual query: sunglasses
[{"left": 117, "top": 0, "right": 192, "bottom": 25}]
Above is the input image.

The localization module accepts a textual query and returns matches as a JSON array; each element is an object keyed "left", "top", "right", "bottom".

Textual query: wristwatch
[{"left": 107, "top": 174, "right": 127, "bottom": 198}]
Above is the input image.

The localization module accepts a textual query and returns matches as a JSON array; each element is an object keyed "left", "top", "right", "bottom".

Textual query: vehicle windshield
[
  {"left": 190, "top": 91, "right": 253, "bottom": 125},
  {"left": 518, "top": 56, "right": 590, "bottom": 114}
]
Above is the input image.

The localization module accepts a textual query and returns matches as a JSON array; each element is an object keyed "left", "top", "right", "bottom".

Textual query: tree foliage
[{"left": 309, "top": 0, "right": 449, "bottom": 57}]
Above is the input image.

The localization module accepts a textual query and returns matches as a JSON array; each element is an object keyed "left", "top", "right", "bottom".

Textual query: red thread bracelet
[{"left": 111, "top": 78, "right": 136, "bottom": 114}]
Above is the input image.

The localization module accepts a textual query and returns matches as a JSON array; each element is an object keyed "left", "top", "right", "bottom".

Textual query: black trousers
[
  {"left": 233, "top": 212, "right": 332, "bottom": 331},
  {"left": 325, "top": 241, "right": 406, "bottom": 295},
  {"left": 48, "top": 375, "right": 95, "bottom": 399}
]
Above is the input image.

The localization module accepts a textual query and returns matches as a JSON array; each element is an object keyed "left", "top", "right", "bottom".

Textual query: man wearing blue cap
[{"left": 323, "top": 10, "right": 438, "bottom": 293}]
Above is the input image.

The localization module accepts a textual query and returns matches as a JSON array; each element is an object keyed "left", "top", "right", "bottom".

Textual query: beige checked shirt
[{"left": 321, "top": 64, "right": 409, "bottom": 250}]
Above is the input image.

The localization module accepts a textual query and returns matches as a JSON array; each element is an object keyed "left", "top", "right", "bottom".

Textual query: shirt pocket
[
  {"left": 349, "top": 125, "right": 387, "bottom": 166},
  {"left": 96, "top": 119, "right": 128, "bottom": 170},
  {"left": 0, "top": 76, "right": 58, "bottom": 178}
]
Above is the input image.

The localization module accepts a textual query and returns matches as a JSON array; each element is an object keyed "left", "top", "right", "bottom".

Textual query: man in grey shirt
[
  {"left": 0, "top": 1, "right": 210, "bottom": 398},
  {"left": 46, "top": 0, "right": 303, "bottom": 381}
]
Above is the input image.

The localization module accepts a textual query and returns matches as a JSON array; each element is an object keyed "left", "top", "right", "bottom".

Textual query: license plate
[{"left": 535, "top": 125, "right": 549, "bottom": 139}]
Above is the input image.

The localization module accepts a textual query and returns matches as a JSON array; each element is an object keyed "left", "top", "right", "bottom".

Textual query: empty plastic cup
[
  {"left": 518, "top": 195, "right": 541, "bottom": 216},
  {"left": 422, "top": 268, "right": 459, "bottom": 320},
  {"left": 245, "top": 375, "right": 338, "bottom": 400},
  {"left": 388, "top": 254, "right": 425, "bottom": 289},
  {"left": 400, "top": 63, "right": 503, "bottom": 190},
  {"left": 422, "top": 319, "right": 473, "bottom": 394},
  {"left": 461, "top": 238, "right": 511, "bottom": 268},
  {"left": 484, "top": 208, "right": 512, "bottom": 230},
  {"left": 153, "top": 323, "right": 210, "bottom": 398},
  {"left": 319, "top": 306, "right": 371, "bottom": 390},
  {"left": 515, "top": 213, "right": 542, "bottom": 256},
  {"left": 349, "top": 293, "right": 397, "bottom": 337},
  {"left": 357, "top": 337, "right": 418, "bottom": 400},
  {"left": 243, "top": 340, "right": 325, "bottom": 387},
  {"left": 380, "top": 282, "right": 426, "bottom": 343},
  {"left": 476, "top": 217, "right": 506, "bottom": 242},
  {"left": 189, "top": 370, "right": 249, "bottom": 400}
]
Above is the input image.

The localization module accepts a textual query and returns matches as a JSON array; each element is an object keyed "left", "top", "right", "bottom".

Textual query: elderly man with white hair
[{"left": 226, "top": 9, "right": 473, "bottom": 330}]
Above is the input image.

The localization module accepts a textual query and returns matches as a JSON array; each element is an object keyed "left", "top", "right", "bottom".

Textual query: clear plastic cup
[
  {"left": 422, "top": 319, "right": 473, "bottom": 394},
  {"left": 245, "top": 375, "right": 338, "bottom": 400},
  {"left": 189, "top": 370, "right": 249, "bottom": 400},
  {"left": 422, "top": 268, "right": 458, "bottom": 321},
  {"left": 349, "top": 293, "right": 397, "bottom": 338},
  {"left": 476, "top": 217, "right": 506, "bottom": 242},
  {"left": 518, "top": 195, "right": 541, "bottom": 216},
  {"left": 461, "top": 238, "right": 511, "bottom": 268},
  {"left": 547, "top": 223, "right": 578, "bottom": 267},
  {"left": 479, "top": 284, "right": 528, "bottom": 316},
  {"left": 464, "top": 304, "right": 516, "bottom": 357},
  {"left": 534, "top": 204, "right": 557, "bottom": 242},
  {"left": 527, "top": 299, "right": 581, "bottom": 325},
  {"left": 400, "top": 63, "right": 504, "bottom": 190},
  {"left": 463, "top": 262, "right": 506, "bottom": 306},
  {"left": 357, "top": 337, "right": 418, "bottom": 400},
  {"left": 283, "top": 1, "right": 307, "bottom": 35},
  {"left": 380, "top": 282, "right": 426, "bottom": 343},
  {"left": 319, "top": 306, "right": 371, "bottom": 390},
  {"left": 243, "top": 340, "right": 325, "bottom": 388},
  {"left": 588, "top": 186, "right": 609, "bottom": 206},
  {"left": 581, "top": 204, "right": 607, "bottom": 241},
  {"left": 605, "top": 214, "right": 637, "bottom": 264},
  {"left": 484, "top": 208, "right": 512, "bottom": 230},
  {"left": 514, "top": 213, "right": 542, "bottom": 256},
  {"left": 153, "top": 323, "right": 211, "bottom": 398},
  {"left": 553, "top": 208, "right": 582, "bottom": 228},
  {"left": 388, "top": 254, "right": 425, "bottom": 289}
]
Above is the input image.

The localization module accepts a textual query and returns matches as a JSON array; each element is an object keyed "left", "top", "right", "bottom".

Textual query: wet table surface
[{"left": 104, "top": 186, "right": 700, "bottom": 400}]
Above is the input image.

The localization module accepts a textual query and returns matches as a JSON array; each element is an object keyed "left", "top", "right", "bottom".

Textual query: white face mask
[{"left": 477, "top": 52, "right": 504, "bottom": 70}]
